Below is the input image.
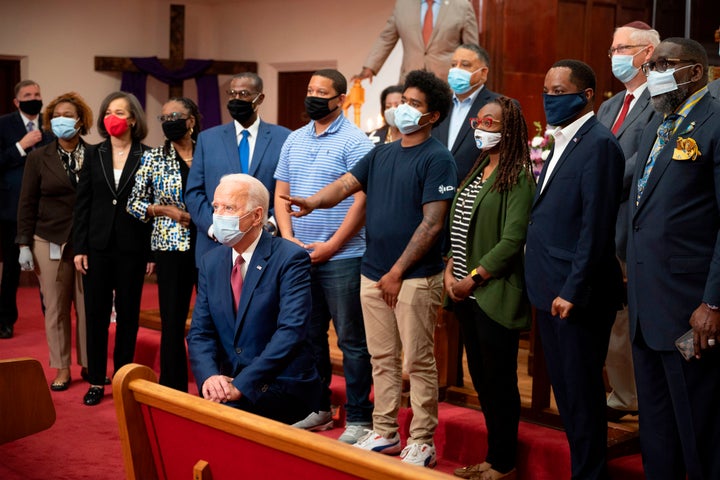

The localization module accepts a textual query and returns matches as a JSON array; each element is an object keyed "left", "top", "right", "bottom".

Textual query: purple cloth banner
[{"left": 120, "top": 56, "right": 222, "bottom": 129}]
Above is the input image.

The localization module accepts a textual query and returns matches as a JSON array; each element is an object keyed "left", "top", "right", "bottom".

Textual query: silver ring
[{"left": 709, "top": 338, "right": 716, "bottom": 347}]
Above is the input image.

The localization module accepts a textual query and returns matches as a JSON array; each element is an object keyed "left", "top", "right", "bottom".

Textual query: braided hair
[{"left": 463, "top": 96, "right": 534, "bottom": 193}]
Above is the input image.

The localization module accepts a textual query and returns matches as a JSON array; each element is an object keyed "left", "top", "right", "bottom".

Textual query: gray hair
[{"left": 218, "top": 173, "right": 269, "bottom": 222}]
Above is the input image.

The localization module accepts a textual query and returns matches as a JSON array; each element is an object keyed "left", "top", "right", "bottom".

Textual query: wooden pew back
[
  {"left": 0, "top": 357, "right": 56, "bottom": 444},
  {"left": 114, "top": 364, "right": 453, "bottom": 480}
]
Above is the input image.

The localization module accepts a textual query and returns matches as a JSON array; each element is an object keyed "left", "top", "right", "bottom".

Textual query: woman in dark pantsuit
[{"left": 73, "top": 91, "right": 151, "bottom": 406}]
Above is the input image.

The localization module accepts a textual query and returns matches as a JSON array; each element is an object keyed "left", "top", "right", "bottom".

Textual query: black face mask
[
  {"left": 227, "top": 98, "right": 257, "bottom": 124},
  {"left": 19, "top": 99, "right": 43, "bottom": 116},
  {"left": 162, "top": 119, "right": 189, "bottom": 142},
  {"left": 304, "top": 95, "right": 340, "bottom": 121}
]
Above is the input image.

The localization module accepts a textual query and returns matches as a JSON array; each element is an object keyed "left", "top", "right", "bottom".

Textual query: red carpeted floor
[{"left": 0, "top": 285, "right": 645, "bottom": 479}]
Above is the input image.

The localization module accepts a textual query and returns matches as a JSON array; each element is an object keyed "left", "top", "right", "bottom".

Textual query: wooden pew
[
  {"left": 0, "top": 357, "right": 56, "bottom": 444},
  {"left": 114, "top": 363, "right": 454, "bottom": 480}
]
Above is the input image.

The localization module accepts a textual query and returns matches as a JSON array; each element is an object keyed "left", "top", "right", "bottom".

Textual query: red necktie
[
  {"left": 422, "top": 0, "right": 433, "bottom": 46},
  {"left": 231, "top": 256, "right": 244, "bottom": 313},
  {"left": 611, "top": 93, "right": 634, "bottom": 135}
]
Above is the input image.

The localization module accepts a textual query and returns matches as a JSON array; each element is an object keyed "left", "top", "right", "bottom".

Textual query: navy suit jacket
[
  {"left": 187, "top": 230, "right": 320, "bottom": 404},
  {"left": 432, "top": 87, "right": 500, "bottom": 184},
  {"left": 525, "top": 115, "right": 625, "bottom": 312},
  {"left": 627, "top": 92, "right": 720, "bottom": 350},
  {"left": 597, "top": 88, "right": 658, "bottom": 260},
  {"left": 185, "top": 120, "right": 290, "bottom": 264},
  {"left": 0, "top": 111, "right": 53, "bottom": 221}
]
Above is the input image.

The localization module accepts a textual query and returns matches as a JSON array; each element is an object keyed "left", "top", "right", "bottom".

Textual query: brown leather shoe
[
  {"left": 476, "top": 468, "right": 517, "bottom": 480},
  {"left": 454, "top": 462, "right": 491, "bottom": 478}
]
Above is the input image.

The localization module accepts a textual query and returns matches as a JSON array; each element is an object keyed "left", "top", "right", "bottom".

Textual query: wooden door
[
  {"left": 0, "top": 59, "right": 21, "bottom": 115},
  {"left": 277, "top": 71, "right": 314, "bottom": 131}
]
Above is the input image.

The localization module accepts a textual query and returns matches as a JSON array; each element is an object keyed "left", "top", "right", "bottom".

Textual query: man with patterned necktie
[
  {"left": 627, "top": 37, "right": 720, "bottom": 480},
  {"left": 0, "top": 80, "right": 53, "bottom": 339}
]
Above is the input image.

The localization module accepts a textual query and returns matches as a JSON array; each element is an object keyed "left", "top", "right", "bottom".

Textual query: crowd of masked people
[{"left": 1, "top": 17, "right": 720, "bottom": 480}]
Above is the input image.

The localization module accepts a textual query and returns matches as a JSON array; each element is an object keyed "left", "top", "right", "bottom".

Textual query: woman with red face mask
[{"left": 73, "top": 91, "right": 153, "bottom": 406}]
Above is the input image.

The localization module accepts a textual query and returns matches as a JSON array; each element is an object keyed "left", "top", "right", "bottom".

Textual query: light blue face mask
[
  {"left": 394, "top": 104, "right": 430, "bottom": 134},
  {"left": 212, "top": 210, "right": 253, "bottom": 247},
  {"left": 646, "top": 64, "right": 694, "bottom": 97},
  {"left": 447, "top": 67, "right": 482, "bottom": 95},
  {"left": 51, "top": 117, "right": 79, "bottom": 140},
  {"left": 611, "top": 55, "right": 641, "bottom": 83}
]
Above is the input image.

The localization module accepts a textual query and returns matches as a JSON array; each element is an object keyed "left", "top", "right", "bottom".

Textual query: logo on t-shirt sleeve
[{"left": 438, "top": 184, "right": 455, "bottom": 195}]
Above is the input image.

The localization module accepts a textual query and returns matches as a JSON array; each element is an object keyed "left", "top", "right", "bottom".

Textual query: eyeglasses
[
  {"left": 607, "top": 44, "right": 648, "bottom": 58},
  {"left": 158, "top": 112, "right": 188, "bottom": 122},
  {"left": 469, "top": 116, "right": 502, "bottom": 129},
  {"left": 641, "top": 58, "right": 694, "bottom": 76},
  {"left": 227, "top": 89, "right": 259, "bottom": 100}
]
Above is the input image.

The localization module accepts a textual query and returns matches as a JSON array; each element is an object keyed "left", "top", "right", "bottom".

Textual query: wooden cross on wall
[{"left": 94, "top": 4, "right": 256, "bottom": 98}]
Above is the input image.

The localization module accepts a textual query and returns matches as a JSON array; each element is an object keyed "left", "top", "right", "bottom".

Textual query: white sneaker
[
  {"left": 353, "top": 429, "right": 402, "bottom": 455},
  {"left": 291, "top": 411, "right": 333, "bottom": 431},
  {"left": 400, "top": 443, "right": 437, "bottom": 468},
  {"left": 338, "top": 423, "right": 372, "bottom": 444}
]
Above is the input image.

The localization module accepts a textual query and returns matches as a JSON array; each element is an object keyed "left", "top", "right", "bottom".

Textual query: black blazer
[
  {"left": 0, "top": 111, "right": 53, "bottom": 221},
  {"left": 432, "top": 87, "right": 501, "bottom": 184},
  {"left": 73, "top": 139, "right": 151, "bottom": 256},
  {"left": 525, "top": 116, "right": 625, "bottom": 311}
]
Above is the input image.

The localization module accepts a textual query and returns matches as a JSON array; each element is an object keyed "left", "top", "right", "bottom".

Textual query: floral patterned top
[{"left": 127, "top": 144, "right": 194, "bottom": 252}]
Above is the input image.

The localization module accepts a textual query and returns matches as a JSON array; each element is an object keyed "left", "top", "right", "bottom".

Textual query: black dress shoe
[
  {"left": 81, "top": 368, "right": 111, "bottom": 385},
  {"left": 51, "top": 378, "right": 71, "bottom": 391},
  {"left": 0, "top": 325, "right": 13, "bottom": 339},
  {"left": 83, "top": 386, "right": 104, "bottom": 406}
]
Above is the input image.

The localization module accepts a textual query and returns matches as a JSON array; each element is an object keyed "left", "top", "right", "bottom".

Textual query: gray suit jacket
[
  {"left": 364, "top": 0, "right": 478, "bottom": 81},
  {"left": 597, "top": 88, "right": 658, "bottom": 261}
]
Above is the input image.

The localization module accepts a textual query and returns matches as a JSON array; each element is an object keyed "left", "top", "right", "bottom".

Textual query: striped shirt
[
  {"left": 451, "top": 172, "right": 485, "bottom": 299},
  {"left": 274, "top": 114, "right": 373, "bottom": 260}
]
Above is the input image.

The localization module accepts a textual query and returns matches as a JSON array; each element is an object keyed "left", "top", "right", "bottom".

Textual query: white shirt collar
[
  {"left": 234, "top": 115, "right": 261, "bottom": 139},
  {"left": 231, "top": 230, "right": 262, "bottom": 276}
]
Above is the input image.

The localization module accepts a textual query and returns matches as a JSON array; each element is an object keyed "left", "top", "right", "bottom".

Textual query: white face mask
[
  {"left": 394, "top": 103, "right": 430, "bottom": 134},
  {"left": 384, "top": 107, "right": 397, "bottom": 127},
  {"left": 212, "top": 210, "right": 253, "bottom": 247},
  {"left": 474, "top": 129, "right": 502, "bottom": 151},
  {"left": 646, "top": 64, "right": 695, "bottom": 97}
]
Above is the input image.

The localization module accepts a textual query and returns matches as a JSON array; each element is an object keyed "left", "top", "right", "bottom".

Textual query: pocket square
[{"left": 673, "top": 137, "right": 701, "bottom": 161}]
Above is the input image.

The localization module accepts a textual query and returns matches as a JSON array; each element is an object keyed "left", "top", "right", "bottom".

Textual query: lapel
[
  {"left": 10, "top": 111, "right": 26, "bottom": 137},
  {"left": 451, "top": 89, "right": 491, "bottom": 153},
  {"left": 42, "top": 141, "right": 73, "bottom": 187},
  {"left": 634, "top": 94, "right": 712, "bottom": 215},
  {"left": 428, "top": 0, "right": 449, "bottom": 46},
  {"left": 616, "top": 89, "right": 651, "bottom": 138},
  {"left": 598, "top": 93, "right": 623, "bottom": 129},
  {"left": 97, "top": 141, "right": 116, "bottom": 193},
  {"left": 215, "top": 248, "right": 237, "bottom": 334},
  {"left": 412, "top": 0, "right": 424, "bottom": 46},
  {"left": 116, "top": 141, "right": 144, "bottom": 196},
  {"left": 533, "top": 117, "right": 597, "bottom": 206},
  {"left": 234, "top": 231, "right": 272, "bottom": 337},
  {"left": 249, "top": 121, "right": 269, "bottom": 176},
  {"left": 222, "top": 122, "right": 240, "bottom": 172}
]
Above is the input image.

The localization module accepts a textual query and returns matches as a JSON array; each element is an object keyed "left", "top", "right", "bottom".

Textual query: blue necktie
[
  {"left": 238, "top": 130, "right": 250, "bottom": 174},
  {"left": 636, "top": 114, "right": 679, "bottom": 205}
]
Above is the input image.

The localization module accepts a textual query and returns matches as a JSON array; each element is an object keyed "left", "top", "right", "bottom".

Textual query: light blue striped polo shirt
[{"left": 274, "top": 114, "right": 373, "bottom": 260}]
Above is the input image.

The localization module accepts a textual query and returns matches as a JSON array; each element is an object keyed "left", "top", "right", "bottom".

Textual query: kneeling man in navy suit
[{"left": 187, "top": 173, "right": 322, "bottom": 424}]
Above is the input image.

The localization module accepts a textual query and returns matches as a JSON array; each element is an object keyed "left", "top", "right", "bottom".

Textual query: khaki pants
[
  {"left": 33, "top": 236, "right": 87, "bottom": 368},
  {"left": 360, "top": 273, "right": 442, "bottom": 445}
]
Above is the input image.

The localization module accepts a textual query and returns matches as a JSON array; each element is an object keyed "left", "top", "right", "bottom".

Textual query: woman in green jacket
[{"left": 445, "top": 97, "right": 535, "bottom": 480}]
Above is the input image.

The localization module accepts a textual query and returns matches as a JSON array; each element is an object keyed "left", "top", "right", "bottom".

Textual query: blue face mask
[
  {"left": 447, "top": 67, "right": 481, "bottom": 95},
  {"left": 543, "top": 92, "right": 588, "bottom": 126},
  {"left": 51, "top": 117, "right": 79, "bottom": 140},
  {"left": 212, "top": 210, "right": 253, "bottom": 247},
  {"left": 611, "top": 55, "right": 641, "bottom": 83},
  {"left": 394, "top": 103, "right": 430, "bottom": 134}
]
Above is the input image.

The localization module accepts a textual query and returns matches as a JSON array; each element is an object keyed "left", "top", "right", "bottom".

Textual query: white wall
[{"left": 0, "top": 0, "right": 402, "bottom": 146}]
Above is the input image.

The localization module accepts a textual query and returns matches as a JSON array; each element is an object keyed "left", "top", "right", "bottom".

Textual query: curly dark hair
[
  {"left": 42, "top": 92, "right": 94, "bottom": 136},
  {"left": 464, "top": 96, "right": 534, "bottom": 193},
  {"left": 403, "top": 70, "right": 453, "bottom": 127}
]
